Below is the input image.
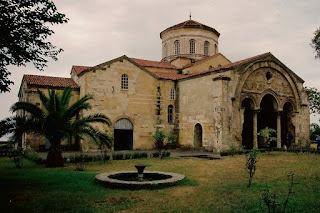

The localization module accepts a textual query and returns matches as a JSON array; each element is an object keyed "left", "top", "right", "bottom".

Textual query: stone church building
[{"left": 18, "top": 19, "right": 310, "bottom": 151}]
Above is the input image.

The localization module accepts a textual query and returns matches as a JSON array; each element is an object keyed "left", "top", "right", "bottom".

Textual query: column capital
[{"left": 277, "top": 110, "right": 283, "bottom": 115}]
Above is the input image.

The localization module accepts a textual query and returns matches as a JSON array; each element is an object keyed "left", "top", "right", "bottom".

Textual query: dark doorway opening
[
  {"left": 194, "top": 123, "right": 203, "bottom": 147},
  {"left": 241, "top": 98, "right": 254, "bottom": 149},
  {"left": 114, "top": 129, "right": 133, "bottom": 150},
  {"left": 258, "top": 94, "right": 278, "bottom": 148},
  {"left": 281, "top": 102, "right": 295, "bottom": 147},
  {"left": 114, "top": 118, "right": 133, "bottom": 151}
]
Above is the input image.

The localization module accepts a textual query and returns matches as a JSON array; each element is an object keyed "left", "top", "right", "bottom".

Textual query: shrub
[
  {"left": 167, "top": 130, "right": 179, "bottom": 149},
  {"left": 228, "top": 144, "right": 238, "bottom": 156},
  {"left": 261, "top": 172, "right": 296, "bottom": 213},
  {"left": 245, "top": 149, "right": 259, "bottom": 188},
  {"left": 162, "top": 150, "right": 171, "bottom": 158},
  {"left": 153, "top": 128, "right": 166, "bottom": 159},
  {"left": 124, "top": 153, "right": 132, "bottom": 159},
  {"left": 112, "top": 153, "right": 124, "bottom": 160},
  {"left": 132, "top": 152, "right": 148, "bottom": 159},
  {"left": 101, "top": 154, "right": 110, "bottom": 161},
  {"left": 74, "top": 152, "right": 87, "bottom": 171},
  {"left": 257, "top": 128, "right": 277, "bottom": 153},
  {"left": 152, "top": 152, "right": 160, "bottom": 158},
  {"left": 25, "top": 152, "right": 46, "bottom": 165},
  {"left": 8, "top": 147, "right": 25, "bottom": 168}
]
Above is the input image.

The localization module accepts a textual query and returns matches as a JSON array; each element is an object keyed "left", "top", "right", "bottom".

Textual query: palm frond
[
  {"left": 72, "top": 114, "right": 112, "bottom": 128},
  {"left": 37, "top": 89, "right": 49, "bottom": 108},
  {"left": 10, "top": 102, "right": 44, "bottom": 119},
  {"left": 60, "top": 86, "right": 73, "bottom": 108},
  {"left": 63, "top": 94, "right": 93, "bottom": 119}
]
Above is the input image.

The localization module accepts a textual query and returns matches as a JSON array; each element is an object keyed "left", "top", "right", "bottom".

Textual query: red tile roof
[
  {"left": 160, "top": 19, "right": 220, "bottom": 38},
  {"left": 72, "top": 65, "right": 92, "bottom": 75},
  {"left": 153, "top": 72, "right": 190, "bottom": 80},
  {"left": 24, "top": 75, "right": 79, "bottom": 88},
  {"left": 131, "top": 58, "right": 178, "bottom": 70},
  {"left": 183, "top": 52, "right": 270, "bottom": 79}
]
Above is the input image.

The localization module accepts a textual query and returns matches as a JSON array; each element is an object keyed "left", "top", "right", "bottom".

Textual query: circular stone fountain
[{"left": 95, "top": 164, "right": 185, "bottom": 189}]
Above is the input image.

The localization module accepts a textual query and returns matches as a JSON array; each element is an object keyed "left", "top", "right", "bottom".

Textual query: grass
[{"left": 1, "top": 152, "right": 320, "bottom": 212}]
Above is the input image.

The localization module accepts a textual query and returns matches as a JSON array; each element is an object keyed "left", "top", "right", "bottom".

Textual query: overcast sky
[{"left": 1, "top": 0, "right": 320, "bottom": 139}]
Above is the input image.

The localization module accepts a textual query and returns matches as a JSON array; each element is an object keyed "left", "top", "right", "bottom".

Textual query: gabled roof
[
  {"left": 131, "top": 58, "right": 178, "bottom": 70},
  {"left": 160, "top": 19, "right": 220, "bottom": 38},
  {"left": 72, "top": 65, "right": 92, "bottom": 75},
  {"left": 180, "top": 52, "right": 271, "bottom": 80},
  {"left": 23, "top": 75, "right": 80, "bottom": 89},
  {"left": 153, "top": 72, "right": 190, "bottom": 80},
  {"left": 182, "top": 53, "right": 232, "bottom": 69}
]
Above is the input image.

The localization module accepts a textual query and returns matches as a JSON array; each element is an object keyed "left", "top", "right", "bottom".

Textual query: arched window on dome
[
  {"left": 214, "top": 44, "right": 218, "bottom": 54},
  {"left": 121, "top": 74, "right": 128, "bottom": 90},
  {"left": 174, "top": 40, "right": 180, "bottom": 55},
  {"left": 164, "top": 43, "right": 168, "bottom": 57},
  {"left": 204, "top": 41, "right": 209, "bottom": 56},
  {"left": 189, "top": 39, "right": 195, "bottom": 54},
  {"left": 168, "top": 105, "right": 173, "bottom": 124}
]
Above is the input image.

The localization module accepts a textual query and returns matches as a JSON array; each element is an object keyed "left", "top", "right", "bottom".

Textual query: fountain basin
[{"left": 95, "top": 171, "right": 185, "bottom": 189}]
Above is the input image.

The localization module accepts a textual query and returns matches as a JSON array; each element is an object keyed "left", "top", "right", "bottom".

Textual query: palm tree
[{"left": 0, "top": 87, "right": 112, "bottom": 167}]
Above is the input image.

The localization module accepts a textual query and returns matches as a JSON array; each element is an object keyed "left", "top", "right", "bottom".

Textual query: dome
[
  {"left": 160, "top": 19, "right": 220, "bottom": 63},
  {"left": 160, "top": 19, "right": 220, "bottom": 39}
]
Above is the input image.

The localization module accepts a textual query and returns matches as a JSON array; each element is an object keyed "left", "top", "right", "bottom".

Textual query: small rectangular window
[
  {"left": 170, "top": 88, "right": 175, "bottom": 100},
  {"left": 121, "top": 74, "right": 128, "bottom": 90}
]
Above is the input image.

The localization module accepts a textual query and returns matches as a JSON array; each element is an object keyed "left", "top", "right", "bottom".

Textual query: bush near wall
[
  {"left": 24, "top": 150, "right": 171, "bottom": 165},
  {"left": 220, "top": 146, "right": 320, "bottom": 156}
]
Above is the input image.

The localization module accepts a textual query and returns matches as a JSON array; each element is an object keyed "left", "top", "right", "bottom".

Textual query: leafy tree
[
  {"left": 167, "top": 129, "right": 178, "bottom": 149},
  {"left": 0, "top": 87, "right": 112, "bottom": 167},
  {"left": 257, "top": 127, "right": 277, "bottom": 148},
  {"left": 311, "top": 27, "right": 320, "bottom": 59},
  {"left": 310, "top": 123, "right": 320, "bottom": 140},
  {"left": 307, "top": 87, "right": 320, "bottom": 114},
  {"left": 0, "top": 0, "right": 68, "bottom": 92},
  {"left": 153, "top": 128, "right": 166, "bottom": 159}
]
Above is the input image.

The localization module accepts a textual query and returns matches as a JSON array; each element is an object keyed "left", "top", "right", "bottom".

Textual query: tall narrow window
[
  {"left": 174, "top": 40, "right": 180, "bottom": 55},
  {"left": 204, "top": 41, "right": 209, "bottom": 56},
  {"left": 214, "top": 44, "right": 218, "bottom": 54},
  {"left": 170, "top": 88, "right": 175, "bottom": 100},
  {"left": 189, "top": 39, "right": 195, "bottom": 54},
  {"left": 121, "top": 74, "right": 128, "bottom": 90},
  {"left": 164, "top": 43, "right": 168, "bottom": 57},
  {"left": 168, "top": 105, "right": 173, "bottom": 124}
]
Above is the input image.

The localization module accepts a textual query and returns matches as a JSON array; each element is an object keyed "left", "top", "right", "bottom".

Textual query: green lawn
[{"left": 1, "top": 152, "right": 320, "bottom": 212}]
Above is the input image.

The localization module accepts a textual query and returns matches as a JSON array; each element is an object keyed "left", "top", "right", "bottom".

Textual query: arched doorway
[
  {"left": 281, "top": 102, "right": 295, "bottom": 146},
  {"left": 194, "top": 123, "right": 203, "bottom": 147},
  {"left": 258, "top": 94, "right": 278, "bottom": 148},
  {"left": 241, "top": 98, "right": 254, "bottom": 149},
  {"left": 114, "top": 118, "right": 133, "bottom": 150}
]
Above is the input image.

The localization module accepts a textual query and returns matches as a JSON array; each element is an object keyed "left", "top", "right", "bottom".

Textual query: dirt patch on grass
[
  {"left": 171, "top": 186, "right": 195, "bottom": 197},
  {"left": 95, "top": 194, "right": 143, "bottom": 207}
]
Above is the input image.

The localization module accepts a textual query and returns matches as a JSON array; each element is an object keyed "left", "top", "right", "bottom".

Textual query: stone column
[
  {"left": 277, "top": 111, "right": 282, "bottom": 148},
  {"left": 253, "top": 110, "right": 258, "bottom": 149}
]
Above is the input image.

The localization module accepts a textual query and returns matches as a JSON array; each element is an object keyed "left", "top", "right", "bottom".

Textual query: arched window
[
  {"left": 204, "top": 41, "right": 209, "bottom": 56},
  {"left": 189, "top": 39, "right": 195, "bottom": 54},
  {"left": 168, "top": 105, "right": 173, "bottom": 124},
  {"left": 170, "top": 88, "right": 175, "bottom": 100},
  {"left": 164, "top": 43, "right": 168, "bottom": 57},
  {"left": 121, "top": 74, "right": 128, "bottom": 90},
  {"left": 214, "top": 44, "right": 218, "bottom": 54},
  {"left": 174, "top": 40, "right": 180, "bottom": 55}
]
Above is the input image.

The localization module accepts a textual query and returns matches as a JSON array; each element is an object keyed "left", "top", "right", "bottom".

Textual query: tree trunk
[{"left": 46, "top": 143, "right": 64, "bottom": 167}]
